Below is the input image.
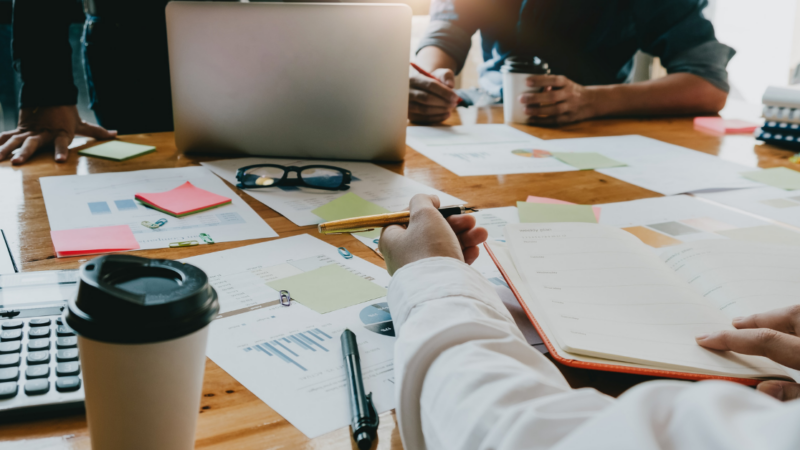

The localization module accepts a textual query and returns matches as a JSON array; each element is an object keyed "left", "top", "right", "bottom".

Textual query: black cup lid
[
  {"left": 503, "top": 56, "right": 550, "bottom": 74},
  {"left": 66, "top": 255, "right": 219, "bottom": 344}
]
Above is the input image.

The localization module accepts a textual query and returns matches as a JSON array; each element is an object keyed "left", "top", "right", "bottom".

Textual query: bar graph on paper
[{"left": 244, "top": 328, "right": 333, "bottom": 372}]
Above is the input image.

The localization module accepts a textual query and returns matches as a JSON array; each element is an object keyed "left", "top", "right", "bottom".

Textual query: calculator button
[
  {"left": 56, "top": 377, "right": 81, "bottom": 393},
  {"left": 0, "top": 381, "right": 18, "bottom": 399},
  {"left": 0, "top": 342, "right": 21, "bottom": 354},
  {"left": 28, "top": 339, "right": 50, "bottom": 351},
  {"left": 56, "top": 349, "right": 79, "bottom": 362},
  {"left": 56, "top": 337, "right": 78, "bottom": 349},
  {"left": 56, "top": 318, "right": 63, "bottom": 326},
  {"left": 56, "top": 362, "right": 80, "bottom": 377},
  {"left": 56, "top": 326, "right": 75, "bottom": 337},
  {"left": 0, "top": 330, "right": 22, "bottom": 341},
  {"left": 24, "top": 379, "right": 50, "bottom": 396},
  {"left": 1, "top": 320, "right": 23, "bottom": 330},
  {"left": 29, "top": 318, "right": 51, "bottom": 327},
  {"left": 28, "top": 327, "right": 50, "bottom": 339},
  {"left": 26, "top": 365, "right": 50, "bottom": 379},
  {"left": 0, "top": 354, "right": 20, "bottom": 368},
  {"left": 0, "top": 367, "right": 19, "bottom": 382},
  {"left": 26, "top": 351, "right": 50, "bottom": 365}
]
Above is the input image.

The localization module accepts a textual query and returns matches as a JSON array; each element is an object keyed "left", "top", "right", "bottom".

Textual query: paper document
[
  {"left": 40, "top": 167, "right": 277, "bottom": 253},
  {"left": 517, "top": 202, "right": 597, "bottom": 223},
  {"left": 538, "top": 135, "right": 759, "bottom": 195},
  {"left": 201, "top": 157, "right": 465, "bottom": 228},
  {"left": 697, "top": 187, "right": 800, "bottom": 230},
  {"left": 181, "top": 235, "right": 395, "bottom": 438},
  {"left": 597, "top": 195, "right": 797, "bottom": 248},
  {"left": 741, "top": 167, "right": 800, "bottom": 190},
  {"left": 405, "top": 125, "right": 575, "bottom": 176}
]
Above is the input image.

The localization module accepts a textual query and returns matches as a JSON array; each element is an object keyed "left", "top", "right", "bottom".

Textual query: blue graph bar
[
  {"left": 298, "top": 333, "right": 329, "bottom": 352},
  {"left": 273, "top": 339, "right": 299, "bottom": 357},
  {"left": 114, "top": 199, "right": 138, "bottom": 211},
  {"left": 254, "top": 344, "right": 272, "bottom": 356},
  {"left": 315, "top": 328, "right": 332, "bottom": 339},
  {"left": 260, "top": 343, "right": 307, "bottom": 371},
  {"left": 246, "top": 329, "right": 335, "bottom": 372},
  {"left": 306, "top": 330, "right": 324, "bottom": 341},
  {"left": 289, "top": 334, "right": 314, "bottom": 351},
  {"left": 88, "top": 201, "right": 111, "bottom": 215}
]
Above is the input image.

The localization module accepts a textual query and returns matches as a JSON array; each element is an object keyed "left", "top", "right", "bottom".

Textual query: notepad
[
  {"left": 741, "top": 167, "right": 800, "bottom": 190},
  {"left": 486, "top": 224, "right": 799, "bottom": 382},
  {"left": 51, "top": 225, "right": 140, "bottom": 257},
  {"left": 266, "top": 264, "right": 387, "bottom": 314},
  {"left": 78, "top": 141, "right": 156, "bottom": 161},
  {"left": 311, "top": 193, "right": 390, "bottom": 239},
  {"left": 135, "top": 181, "right": 232, "bottom": 217},
  {"left": 526, "top": 196, "right": 601, "bottom": 221},
  {"left": 517, "top": 201, "right": 597, "bottom": 223},
  {"left": 550, "top": 152, "right": 626, "bottom": 170}
]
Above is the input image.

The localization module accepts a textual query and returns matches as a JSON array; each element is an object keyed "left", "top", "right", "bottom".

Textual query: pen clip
[{"left": 363, "top": 392, "right": 379, "bottom": 431}]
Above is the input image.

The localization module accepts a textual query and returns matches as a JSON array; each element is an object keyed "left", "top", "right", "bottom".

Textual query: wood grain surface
[{"left": 0, "top": 106, "right": 796, "bottom": 449}]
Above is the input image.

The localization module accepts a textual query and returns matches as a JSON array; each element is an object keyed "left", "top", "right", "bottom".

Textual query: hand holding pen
[{"left": 408, "top": 63, "right": 463, "bottom": 124}]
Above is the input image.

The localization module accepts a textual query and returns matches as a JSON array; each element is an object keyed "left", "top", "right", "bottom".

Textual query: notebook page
[
  {"left": 661, "top": 240, "right": 800, "bottom": 319},
  {"left": 505, "top": 223, "right": 787, "bottom": 378}
]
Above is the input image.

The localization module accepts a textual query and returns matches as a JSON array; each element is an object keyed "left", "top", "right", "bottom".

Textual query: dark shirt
[{"left": 418, "top": 0, "right": 735, "bottom": 97}]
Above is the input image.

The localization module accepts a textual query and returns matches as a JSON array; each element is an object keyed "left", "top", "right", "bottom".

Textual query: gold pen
[{"left": 318, "top": 205, "right": 479, "bottom": 235}]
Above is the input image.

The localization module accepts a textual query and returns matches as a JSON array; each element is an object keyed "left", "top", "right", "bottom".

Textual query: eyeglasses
[{"left": 235, "top": 164, "right": 352, "bottom": 191}]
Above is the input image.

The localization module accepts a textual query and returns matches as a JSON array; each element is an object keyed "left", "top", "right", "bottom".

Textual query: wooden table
[{"left": 1, "top": 107, "right": 796, "bottom": 449}]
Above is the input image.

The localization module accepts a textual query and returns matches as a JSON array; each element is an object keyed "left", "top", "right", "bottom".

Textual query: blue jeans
[{"left": 82, "top": 15, "right": 174, "bottom": 134}]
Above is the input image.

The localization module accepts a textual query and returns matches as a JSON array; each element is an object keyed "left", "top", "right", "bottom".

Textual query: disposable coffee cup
[
  {"left": 66, "top": 255, "right": 219, "bottom": 450},
  {"left": 501, "top": 56, "right": 550, "bottom": 124}
]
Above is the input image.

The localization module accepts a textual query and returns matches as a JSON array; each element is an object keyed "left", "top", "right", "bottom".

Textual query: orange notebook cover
[{"left": 483, "top": 242, "right": 760, "bottom": 386}]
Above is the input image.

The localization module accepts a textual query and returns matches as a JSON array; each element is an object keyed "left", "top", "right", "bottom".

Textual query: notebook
[{"left": 485, "top": 223, "right": 800, "bottom": 384}]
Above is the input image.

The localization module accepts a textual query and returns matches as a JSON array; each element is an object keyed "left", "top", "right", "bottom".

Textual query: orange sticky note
[
  {"left": 135, "top": 181, "right": 231, "bottom": 217},
  {"left": 51, "top": 225, "right": 140, "bottom": 258},
  {"left": 526, "top": 195, "right": 601, "bottom": 221}
]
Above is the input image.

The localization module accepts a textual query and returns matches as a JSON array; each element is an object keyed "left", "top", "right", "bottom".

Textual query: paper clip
[
  {"left": 200, "top": 233, "right": 214, "bottom": 244},
  {"left": 142, "top": 218, "right": 168, "bottom": 230},
  {"left": 169, "top": 240, "right": 199, "bottom": 248},
  {"left": 373, "top": 239, "right": 379, "bottom": 244},
  {"left": 154, "top": 218, "right": 168, "bottom": 227},
  {"left": 338, "top": 247, "right": 353, "bottom": 259},
  {"left": 279, "top": 290, "right": 292, "bottom": 307}
]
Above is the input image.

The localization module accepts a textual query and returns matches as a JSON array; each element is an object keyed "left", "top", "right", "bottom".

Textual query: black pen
[{"left": 341, "top": 329, "right": 379, "bottom": 450}]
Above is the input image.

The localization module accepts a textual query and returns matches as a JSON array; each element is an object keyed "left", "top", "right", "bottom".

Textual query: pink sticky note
[
  {"left": 51, "top": 225, "right": 140, "bottom": 258},
  {"left": 526, "top": 195, "right": 601, "bottom": 221},
  {"left": 135, "top": 181, "right": 231, "bottom": 217},
  {"left": 693, "top": 117, "right": 758, "bottom": 135}
]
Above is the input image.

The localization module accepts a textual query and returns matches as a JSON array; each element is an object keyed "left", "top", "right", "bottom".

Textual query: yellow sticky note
[
  {"left": 551, "top": 152, "right": 626, "bottom": 170},
  {"left": 741, "top": 167, "right": 800, "bottom": 190},
  {"left": 78, "top": 141, "right": 156, "bottom": 161},
  {"left": 267, "top": 264, "right": 387, "bottom": 314},
  {"left": 311, "top": 193, "right": 390, "bottom": 239},
  {"left": 517, "top": 201, "right": 597, "bottom": 223}
]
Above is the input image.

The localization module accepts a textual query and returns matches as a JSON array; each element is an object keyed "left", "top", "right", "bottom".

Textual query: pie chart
[
  {"left": 511, "top": 149, "right": 552, "bottom": 158},
  {"left": 360, "top": 302, "right": 395, "bottom": 337}
]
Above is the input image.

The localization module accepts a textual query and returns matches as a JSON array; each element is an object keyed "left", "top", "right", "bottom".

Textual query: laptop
[{"left": 166, "top": 2, "right": 411, "bottom": 161}]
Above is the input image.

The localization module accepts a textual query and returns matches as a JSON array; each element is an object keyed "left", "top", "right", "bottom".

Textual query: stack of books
[{"left": 759, "top": 85, "right": 800, "bottom": 149}]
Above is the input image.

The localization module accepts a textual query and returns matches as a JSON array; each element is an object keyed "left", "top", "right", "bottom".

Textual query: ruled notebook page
[
  {"left": 661, "top": 240, "right": 800, "bottom": 319},
  {"left": 505, "top": 223, "right": 787, "bottom": 378}
]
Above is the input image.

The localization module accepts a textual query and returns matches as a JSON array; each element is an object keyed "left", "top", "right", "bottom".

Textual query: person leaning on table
[
  {"left": 409, "top": 0, "right": 734, "bottom": 125},
  {"left": 378, "top": 194, "right": 800, "bottom": 450}
]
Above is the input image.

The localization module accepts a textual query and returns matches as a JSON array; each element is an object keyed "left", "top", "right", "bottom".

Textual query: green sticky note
[
  {"left": 78, "top": 141, "right": 156, "bottom": 161},
  {"left": 741, "top": 167, "right": 800, "bottom": 190},
  {"left": 267, "top": 264, "right": 387, "bottom": 314},
  {"left": 311, "top": 192, "right": 390, "bottom": 239},
  {"left": 551, "top": 152, "right": 626, "bottom": 170},
  {"left": 517, "top": 201, "right": 598, "bottom": 223}
]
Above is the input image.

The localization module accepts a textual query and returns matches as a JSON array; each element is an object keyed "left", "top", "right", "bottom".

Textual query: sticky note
[
  {"left": 694, "top": 117, "right": 758, "bottom": 134},
  {"left": 526, "top": 195, "right": 601, "bottom": 220},
  {"left": 550, "top": 152, "right": 626, "bottom": 170},
  {"left": 716, "top": 225, "right": 800, "bottom": 246},
  {"left": 267, "top": 264, "right": 387, "bottom": 314},
  {"left": 311, "top": 193, "right": 390, "bottom": 239},
  {"left": 78, "top": 141, "right": 156, "bottom": 161},
  {"left": 135, "top": 181, "right": 232, "bottom": 217},
  {"left": 51, "top": 225, "right": 140, "bottom": 257},
  {"left": 741, "top": 167, "right": 800, "bottom": 190},
  {"left": 517, "top": 201, "right": 597, "bottom": 224}
]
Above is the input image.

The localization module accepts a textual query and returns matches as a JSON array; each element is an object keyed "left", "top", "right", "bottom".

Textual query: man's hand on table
[
  {"left": 408, "top": 69, "right": 460, "bottom": 124},
  {"left": 379, "top": 194, "right": 488, "bottom": 275},
  {"left": 520, "top": 74, "right": 597, "bottom": 126},
  {"left": 696, "top": 305, "right": 800, "bottom": 401},
  {"left": 0, "top": 105, "right": 116, "bottom": 165}
]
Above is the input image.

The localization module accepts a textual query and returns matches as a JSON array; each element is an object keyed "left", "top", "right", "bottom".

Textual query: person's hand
[
  {"left": 408, "top": 68, "right": 460, "bottom": 124},
  {"left": 696, "top": 305, "right": 800, "bottom": 401},
  {"left": 379, "top": 194, "right": 488, "bottom": 275},
  {"left": 0, "top": 105, "right": 116, "bottom": 165},
  {"left": 520, "top": 75, "right": 597, "bottom": 126}
]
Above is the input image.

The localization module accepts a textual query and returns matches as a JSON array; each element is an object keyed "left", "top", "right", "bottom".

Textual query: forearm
[
  {"left": 13, "top": 0, "right": 78, "bottom": 107},
  {"left": 588, "top": 73, "right": 728, "bottom": 118},
  {"left": 415, "top": 46, "right": 459, "bottom": 74}
]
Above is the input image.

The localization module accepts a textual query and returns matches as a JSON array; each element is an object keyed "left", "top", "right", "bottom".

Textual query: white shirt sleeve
[{"left": 388, "top": 257, "right": 800, "bottom": 450}]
